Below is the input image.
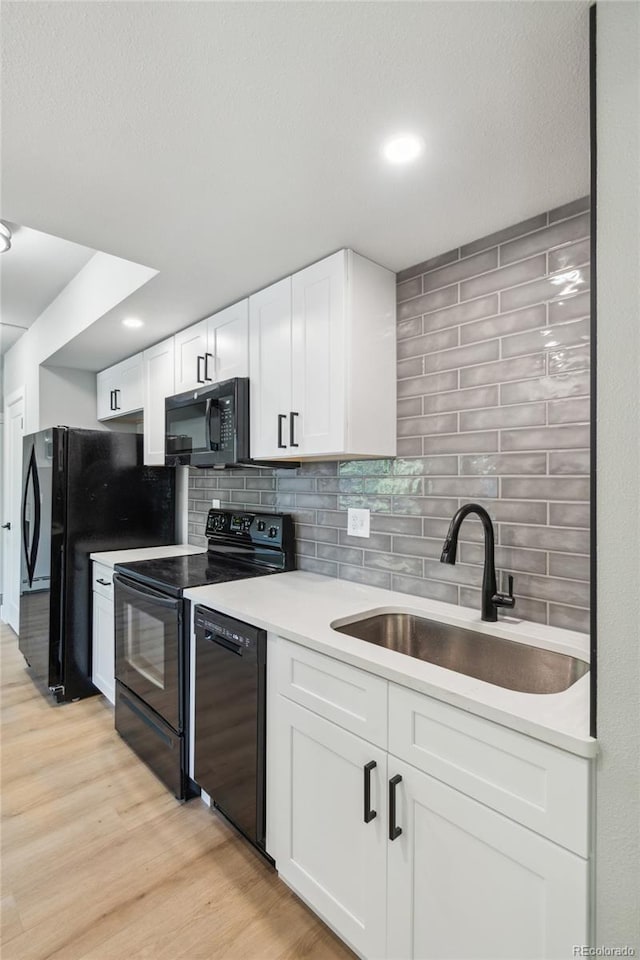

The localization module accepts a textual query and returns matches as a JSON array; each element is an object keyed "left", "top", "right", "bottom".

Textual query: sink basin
[{"left": 332, "top": 612, "right": 589, "bottom": 694}]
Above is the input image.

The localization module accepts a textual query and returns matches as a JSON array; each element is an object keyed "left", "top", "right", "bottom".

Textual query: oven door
[{"left": 114, "top": 574, "right": 182, "bottom": 732}]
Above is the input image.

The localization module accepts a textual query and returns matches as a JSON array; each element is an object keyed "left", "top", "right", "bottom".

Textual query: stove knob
[
  {"left": 268, "top": 526, "right": 278, "bottom": 538},
  {"left": 257, "top": 520, "right": 266, "bottom": 532}
]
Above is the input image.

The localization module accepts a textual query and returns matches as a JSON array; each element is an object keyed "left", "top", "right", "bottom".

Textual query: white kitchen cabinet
[
  {"left": 97, "top": 353, "right": 143, "bottom": 421},
  {"left": 273, "top": 695, "right": 388, "bottom": 959},
  {"left": 173, "top": 301, "right": 249, "bottom": 395},
  {"left": 143, "top": 336, "right": 175, "bottom": 465},
  {"left": 268, "top": 637, "right": 591, "bottom": 960},
  {"left": 248, "top": 278, "right": 293, "bottom": 459},
  {"left": 386, "top": 756, "right": 588, "bottom": 960},
  {"left": 91, "top": 565, "right": 115, "bottom": 704},
  {"left": 173, "top": 319, "right": 208, "bottom": 394},
  {"left": 249, "top": 250, "right": 396, "bottom": 460}
]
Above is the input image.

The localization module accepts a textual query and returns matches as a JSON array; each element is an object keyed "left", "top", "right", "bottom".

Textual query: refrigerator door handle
[{"left": 22, "top": 445, "right": 41, "bottom": 588}]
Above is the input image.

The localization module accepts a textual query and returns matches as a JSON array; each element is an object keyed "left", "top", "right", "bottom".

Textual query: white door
[
  {"left": 143, "top": 337, "right": 175, "bottom": 465},
  {"left": 386, "top": 757, "right": 589, "bottom": 960},
  {"left": 273, "top": 697, "right": 388, "bottom": 959},
  {"left": 207, "top": 299, "right": 249, "bottom": 383},
  {"left": 92, "top": 591, "right": 115, "bottom": 704},
  {"left": 292, "top": 251, "right": 346, "bottom": 455},
  {"left": 173, "top": 319, "right": 208, "bottom": 394},
  {"left": 1, "top": 389, "right": 24, "bottom": 632},
  {"left": 248, "top": 278, "right": 292, "bottom": 459}
]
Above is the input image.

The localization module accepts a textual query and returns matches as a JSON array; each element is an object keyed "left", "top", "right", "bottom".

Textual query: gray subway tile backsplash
[{"left": 188, "top": 198, "right": 591, "bottom": 632}]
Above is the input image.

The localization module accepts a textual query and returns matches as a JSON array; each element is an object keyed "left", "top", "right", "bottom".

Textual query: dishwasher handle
[{"left": 204, "top": 630, "right": 243, "bottom": 656}]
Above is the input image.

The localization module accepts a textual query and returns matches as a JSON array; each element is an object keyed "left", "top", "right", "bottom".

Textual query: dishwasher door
[{"left": 194, "top": 607, "right": 266, "bottom": 849}]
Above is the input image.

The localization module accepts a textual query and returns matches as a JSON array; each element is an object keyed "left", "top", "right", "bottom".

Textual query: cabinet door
[
  {"left": 272, "top": 697, "right": 387, "bottom": 959},
  {"left": 92, "top": 591, "right": 115, "bottom": 705},
  {"left": 143, "top": 337, "right": 175, "bottom": 465},
  {"left": 96, "top": 354, "right": 143, "bottom": 420},
  {"left": 207, "top": 299, "right": 249, "bottom": 383},
  {"left": 386, "top": 757, "right": 589, "bottom": 960},
  {"left": 291, "top": 251, "right": 346, "bottom": 455},
  {"left": 173, "top": 319, "right": 208, "bottom": 394},
  {"left": 249, "top": 278, "right": 293, "bottom": 458}
]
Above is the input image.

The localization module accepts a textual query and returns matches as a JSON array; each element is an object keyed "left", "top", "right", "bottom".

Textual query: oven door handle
[{"left": 113, "top": 574, "right": 182, "bottom": 609}]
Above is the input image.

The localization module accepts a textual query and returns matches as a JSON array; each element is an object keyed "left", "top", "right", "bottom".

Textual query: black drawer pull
[
  {"left": 96, "top": 578, "right": 111, "bottom": 587},
  {"left": 289, "top": 411, "right": 299, "bottom": 448},
  {"left": 389, "top": 774, "right": 402, "bottom": 841},
  {"left": 277, "top": 414, "right": 287, "bottom": 449},
  {"left": 364, "top": 761, "right": 377, "bottom": 823}
]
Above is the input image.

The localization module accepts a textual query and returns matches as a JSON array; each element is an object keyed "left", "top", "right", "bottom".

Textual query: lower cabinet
[
  {"left": 386, "top": 757, "right": 589, "bottom": 960},
  {"left": 269, "top": 638, "right": 591, "bottom": 960},
  {"left": 91, "top": 591, "right": 115, "bottom": 704},
  {"left": 273, "top": 696, "right": 388, "bottom": 959}
]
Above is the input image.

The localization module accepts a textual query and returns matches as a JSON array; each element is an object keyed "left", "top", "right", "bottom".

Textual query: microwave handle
[{"left": 207, "top": 397, "right": 221, "bottom": 450}]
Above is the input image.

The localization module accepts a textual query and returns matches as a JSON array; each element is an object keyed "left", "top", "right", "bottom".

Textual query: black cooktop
[{"left": 114, "top": 552, "right": 274, "bottom": 599}]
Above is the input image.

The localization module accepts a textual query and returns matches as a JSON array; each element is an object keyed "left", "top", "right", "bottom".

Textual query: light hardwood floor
[{"left": 0, "top": 624, "right": 354, "bottom": 960}]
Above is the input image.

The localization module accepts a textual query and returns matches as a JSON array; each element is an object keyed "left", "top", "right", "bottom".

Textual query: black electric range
[{"left": 111, "top": 509, "right": 295, "bottom": 800}]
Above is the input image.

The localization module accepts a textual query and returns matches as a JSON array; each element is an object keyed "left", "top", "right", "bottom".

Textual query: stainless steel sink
[{"left": 332, "top": 612, "right": 589, "bottom": 694}]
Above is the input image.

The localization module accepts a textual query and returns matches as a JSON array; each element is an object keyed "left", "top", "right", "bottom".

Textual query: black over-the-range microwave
[{"left": 165, "top": 377, "right": 249, "bottom": 468}]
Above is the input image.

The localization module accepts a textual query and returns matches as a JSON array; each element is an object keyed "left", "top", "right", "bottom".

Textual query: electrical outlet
[
  {"left": 211, "top": 499, "right": 221, "bottom": 508},
  {"left": 347, "top": 507, "right": 370, "bottom": 538}
]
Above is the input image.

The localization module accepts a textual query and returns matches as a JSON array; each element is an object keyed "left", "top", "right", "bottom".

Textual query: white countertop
[
  {"left": 90, "top": 544, "right": 206, "bottom": 568},
  {"left": 184, "top": 570, "right": 595, "bottom": 759}
]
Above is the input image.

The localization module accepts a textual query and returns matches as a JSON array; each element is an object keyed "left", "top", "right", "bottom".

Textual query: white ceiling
[
  {"left": 0, "top": 223, "right": 94, "bottom": 355},
  {"left": 0, "top": 1, "right": 590, "bottom": 372}
]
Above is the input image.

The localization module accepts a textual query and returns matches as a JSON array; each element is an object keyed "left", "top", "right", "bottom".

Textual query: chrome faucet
[{"left": 440, "top": 503, "right": 515, "bottom": 622}]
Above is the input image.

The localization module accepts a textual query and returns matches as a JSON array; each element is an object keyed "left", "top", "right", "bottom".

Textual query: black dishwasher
[{"left": 194, "top": 605, "right": 268, "bottom": 853}]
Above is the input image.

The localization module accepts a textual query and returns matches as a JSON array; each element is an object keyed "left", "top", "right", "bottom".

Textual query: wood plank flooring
[{"left": 0, "top": 624, "right": 354, "bottom": 960}]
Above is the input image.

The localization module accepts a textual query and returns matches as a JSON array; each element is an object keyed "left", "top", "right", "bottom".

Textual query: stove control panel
[{"left": 204, "top": 509, "right": 295, "bottom": 569}]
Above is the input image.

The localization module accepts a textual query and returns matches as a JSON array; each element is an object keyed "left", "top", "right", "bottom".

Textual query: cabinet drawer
[
  {"left": 92, "top": 562, "right": 114, "bottom": 601},
  {"left": 388, "top": 683, "right": 590, "bottom": 857},
  {"left": 276, "top": 637, "right": 388, "bottom": 749}
]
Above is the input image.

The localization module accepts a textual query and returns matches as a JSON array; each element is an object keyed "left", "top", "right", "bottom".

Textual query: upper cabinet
[
  {"left": 143, "top": 336, "right": 175, "bottom": 466},
  {"left": 96, "top": 353, "right": 143, "bottom": 420},
  {"left": 96, "top": 249, "right": 395, "bottom": 464},
  {"left": 250, "top": 250, "right": 396, "bottom": 461},
  {"left": 173, "top": 300, "right": 249, "bottom": 395}
]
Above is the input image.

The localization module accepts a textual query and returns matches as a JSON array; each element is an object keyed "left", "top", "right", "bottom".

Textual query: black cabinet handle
[
  {"left": 277, "top": 414, "right": 287, "bottom": 449},
  {"left": 113, "top": 389, "right": 121, "bottom": 411},
  {"left": 364, "top": 761, "right": 377, "bottom": 823},
  {"left": 197, "top": 356, "right": 205, "bottom": 384},
  {"left": 389, "top": 774, "right": 403, "bottom": 840},
  {"left": 289, "top": 411, "right": 299, "bottom": 448},
  {"left": 204, "top": 353, "right": 214, "bottom": 381},
  {"left": 96, "top": 578, "right": 111, "bottom": 587},
  {"left": 110, "top": 390, "right": 115, "bottom": 411},
  {"left": 2, "top": 522, "right": 11, "bottom": 530}
]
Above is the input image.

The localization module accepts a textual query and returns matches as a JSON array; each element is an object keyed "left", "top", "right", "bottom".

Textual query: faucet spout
[{"left": 440, "top": 503, "right": 515, "bottom": 622}]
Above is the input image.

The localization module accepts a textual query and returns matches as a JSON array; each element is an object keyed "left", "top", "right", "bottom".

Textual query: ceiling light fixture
[
  {"left": 0, "top": 221, "right": 12, "bottom": 253},
  {"left": 122, "top": 317, "right": 144, "bottom": 328},
  {"left": 382, "top": 134, "right": 424, "bottom": 165}
]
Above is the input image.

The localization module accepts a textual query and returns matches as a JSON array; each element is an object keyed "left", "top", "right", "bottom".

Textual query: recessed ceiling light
[
  {"left": 122, "top": 317, "right": 144, "bottom": 328},
  {"left": 382, "top": 134, "right": 424, "bottom": 165}
]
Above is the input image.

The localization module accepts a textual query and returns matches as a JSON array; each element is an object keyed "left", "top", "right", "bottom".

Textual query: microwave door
[{"left": 207, "top": 398, "right": 221, "bottom": 451}]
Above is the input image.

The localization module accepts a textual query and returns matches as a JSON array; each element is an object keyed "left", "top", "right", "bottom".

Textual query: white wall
[
  {"left": 595, "top": 1, "right": 640, "bottom": 948},
  {"left": 38, "top": 366, "right": 105, "bottom": 432},
  {"left": 2, "top": 250, "right": 156, "bottom": 433}
]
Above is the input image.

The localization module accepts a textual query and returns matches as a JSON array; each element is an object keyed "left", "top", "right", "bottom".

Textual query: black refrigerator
[{"left": 19, "top": 427, "right": 175, "bottom": 703}]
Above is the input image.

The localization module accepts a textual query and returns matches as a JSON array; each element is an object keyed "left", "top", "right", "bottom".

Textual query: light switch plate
[
  {"left": 347, "top": 507, "right": 370, "bottom": 538},
  {"left": 211, "top": 499, "right": 221, "bottom": 508}
]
